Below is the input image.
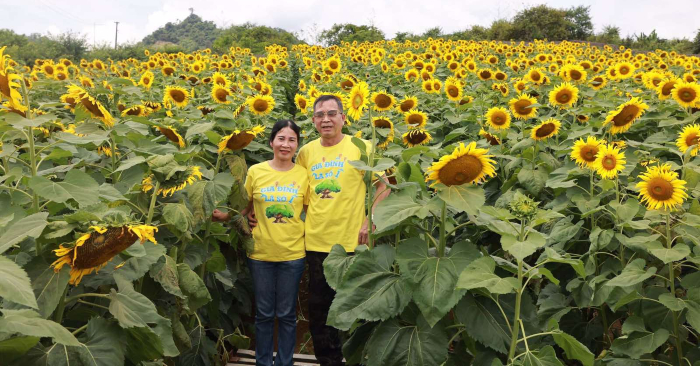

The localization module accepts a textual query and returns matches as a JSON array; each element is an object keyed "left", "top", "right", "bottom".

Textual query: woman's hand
[{"left": 211, "top": 209, "right": 230, "bottom": 222}]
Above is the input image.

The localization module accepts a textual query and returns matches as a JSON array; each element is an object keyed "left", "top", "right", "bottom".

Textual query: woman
[{"left": 213, "top": 119, "right": 307, "bottom": 366}]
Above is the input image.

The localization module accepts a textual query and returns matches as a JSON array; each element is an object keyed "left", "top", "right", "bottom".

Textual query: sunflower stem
[
  {"left": 507, "top": 259, "right": 524, "bottom": 362},
  {"left": 53, "top": 284, "right": 70, "bottom": 324},
  {"left": 20, "top": 81, "right": 40, "bottom": 215},
  {"left": 71, "top": 323, "right": 88, "bottom": 336},
  {"left": 146, "top": 181, "right": 160, "bottom": 225},
  {"left": 667, "top": 212, "right": 684, "bottom": 364},
  {"left": 367, "top": 107, "right": 376, "bottom": 250},
  {"left": 437, "top": 200, "right": 447, "bottom": 257},
  {"left": 110, "top": 133, "right": 118, "bottom": 183}
]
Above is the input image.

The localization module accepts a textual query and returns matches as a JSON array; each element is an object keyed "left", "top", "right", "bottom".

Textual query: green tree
[
  {"left": 421, "top": 27, "right": 442, "bottom": 39},
  {"left": 265, "top": 204, "right": 294, "bottom": 223},
  {"left": 592, "top": 25, "right": 621, "bottom": 45},
  {"left": 488, "top": 19, "right": 514, "bottom": 40},
  {"left": 212, "top": 23, "right": 303, "bottom": 55},
  {"left": 315, "top": 179, "right": 341, "bottom": 199},
  {"left": 693, "top": 29, "right": 700, "bottom": 54},
  {"left": 318, "top": 24, "right": 385, "bottom": 46},
  {"left": 509, "top": 5, "right": 570, "bottom": 41},
  {"left": 447, "top": 25, "right": 489, "bottom": 41},
  {"left": 565, "top": 5, "right": 593, "bottom": 40},
  {"left": 141, "top": 13, "right": 219, "bottom": 52}
]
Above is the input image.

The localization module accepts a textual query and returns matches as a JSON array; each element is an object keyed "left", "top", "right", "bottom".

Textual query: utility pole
[{"left": 114, "top": 21, "right": 119, "bottom": 49}]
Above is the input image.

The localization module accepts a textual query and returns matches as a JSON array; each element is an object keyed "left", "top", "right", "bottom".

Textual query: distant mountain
[{"left": 141, "top": 14, "right": 220, "bottom": 51}]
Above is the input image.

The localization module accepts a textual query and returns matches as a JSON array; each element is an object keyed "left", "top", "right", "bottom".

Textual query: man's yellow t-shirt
[
  {"left": 297, "top": 136, "right": 369, "bottom": 253},
  {"left": 244, "top": 162, "right": 308, "bottom": 262}
]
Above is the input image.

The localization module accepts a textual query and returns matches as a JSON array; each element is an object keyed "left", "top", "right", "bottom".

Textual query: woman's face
[{"left": 270, "top": 126, "right": 298, "bottom": 161}]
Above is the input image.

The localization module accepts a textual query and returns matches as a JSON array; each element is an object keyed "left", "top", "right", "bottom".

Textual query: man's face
[{"left": 313, "top": 99, "right": 345, "bottom": 139}]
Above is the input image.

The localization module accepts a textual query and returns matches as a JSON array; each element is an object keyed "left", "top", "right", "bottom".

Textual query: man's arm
[{"left": 358, "top": 175, "right": 391, "bottom": 244}]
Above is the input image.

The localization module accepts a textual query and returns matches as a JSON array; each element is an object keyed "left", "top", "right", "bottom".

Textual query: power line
[{"left": 37, "top": 0, "right": 93, "bottom": 26}]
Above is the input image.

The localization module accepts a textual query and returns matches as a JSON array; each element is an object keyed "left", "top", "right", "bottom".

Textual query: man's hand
[
  {"left": 211, "top": 209, "right": 230, "bottom": 222},
  {"left": 243, "top": 208, "right": 258, "bottom": 228},
  {"left": 358, "top": 218, "right": 375, "bottom": 245}
]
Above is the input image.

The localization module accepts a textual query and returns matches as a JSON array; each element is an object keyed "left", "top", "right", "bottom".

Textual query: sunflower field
[{"left": 1, "top": 38, "right": 700, "bottom": 365}]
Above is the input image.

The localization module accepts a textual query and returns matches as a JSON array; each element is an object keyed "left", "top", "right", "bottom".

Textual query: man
[{"left": 248, "top": 95, "right": 390, "bottom": 365}]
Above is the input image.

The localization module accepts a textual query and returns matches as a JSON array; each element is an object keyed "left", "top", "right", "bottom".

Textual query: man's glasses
[{"left": 313, "top": 110, "right": 342, "bottom": 119}]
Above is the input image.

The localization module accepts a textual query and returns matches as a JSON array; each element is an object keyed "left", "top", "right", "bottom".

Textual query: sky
[{"left": 3, "top": 0, "right": 698, "bottom": 48}]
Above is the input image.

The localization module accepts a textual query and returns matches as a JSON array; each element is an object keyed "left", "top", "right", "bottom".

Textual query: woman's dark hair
[{"left": 268, "top": 119, "right": 301, "bottom": 144}]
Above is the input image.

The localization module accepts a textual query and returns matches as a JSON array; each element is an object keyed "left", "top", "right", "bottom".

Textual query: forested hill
[{"left": 141, "top": 14, "right": 220, "bottom": 50}]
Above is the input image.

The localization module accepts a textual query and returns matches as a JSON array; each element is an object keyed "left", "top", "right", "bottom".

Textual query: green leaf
[
  {"left": 365, "top": 317, "right": 448, "bottom": 366},
  {"left": 501, "top": 231, "right": 546, "bottom": 261},
  {"left": 455, "top": 293, "right": 511, "bottom": 353},
  {"left": 0, "top": 255, "right": 38, "bottom": 309},
  {"left": 327, "top": 247, "right": 414, "bottom": 331},
  {"left": 111, "top": 241, "right": 165, "bottom": 282},
  {"left": 649, "top": 244, "right": 690, "bottom": 264},
  {"left": 605, "top": 259, "right": 656, "bottom": 287},
  {"left": 348, "top": 157, "right": 396, "bottom": 172},
  {"left": 98, "top": 184, "right": 127, "bottom": 202},
  {"left": 457, "top": 257, "right": 519, "bottom": 294},
  {"left": 518, "top": 167, "right": 547, "bottom": 195},
  {"left": 611, "top": 329, "right": 670, "bottom": 359},
  {"left": 185, "top": 122, "right": 214, "bottom": 139},
  {"left": 162, "top": 203, "right": 193, "bottom": 233},
  {"left": 76, "top": 317, "right": 127, "bottom": 366},
  {"left": 28, "top": 171, "right": 100, "bottom": 207},
  {"left": 519, "top": 346, "right": 564, "bottom": 366},
  {"left": 323, "top": 244, "right": 356, "bottom": 290},
  {"left": 552, "top": 331, "right": 594, "bottom": 366},
  {"left": 0, "top": 336, "right": 40, "bottom": 362},
  {"left": 658, "top": 293, "right": 686, "bottom": 311},
  {"left": 610, "top": 290, "right": 641, "bottom": 312},
  {"left": 589, "top": 227, "right": 614, "bottom": 252},
  {"left": 0, "top": 212, "right": 48, "bottom": 254},
  {"left": 609, "top": 200, "right": 640, "bottom": 223},
  {"left": 373, "top": 193, "right": 425, "bottom": 231},
  {"left": 28, "top": 176, "right": 72, "bottom": 203},
  {"left": 437, "top": 184, "right": 485, "bottom": 215},
  {"left": 0, "top": 309, "right": 80, "bottom": 346},
  {"left": 115, "top": 156, "right": 146, "bottom": 172},
  {"left": 396, "top": 239, "right": 480, "bottom": 326},
  {"left": 149, "top": 255, "right": 185, "bottom": 299},
  {"left": 684, "top": 289, "right": 700, "bottom": 332},
  {"left": 187, "top": 173, "right": 234, "bottom": 225},
  {"left": 175, "top": 323, "right": 215, "bottom": 366},
  {"left": 622, "top": 315, "right": 647, "bottom": 334},
  {"left": 177, "top": 263, "right": 212, "bottom": 312},
  {"left": 539, "top": 248, "right": 586, "bottom": 278}
]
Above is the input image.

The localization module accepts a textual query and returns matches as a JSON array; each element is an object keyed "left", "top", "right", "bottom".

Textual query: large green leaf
[
  {"left": 162, "top": 203, "right": 194, "bottom": 233},
  {"left": 188, "top": 173, "right": 235, "bottom": 225},
  {"left": 0, "top": 212, "right": 49, "bottom": 254},
  {"left": 0, "top": 336, "right": 40, "bottom": 362},
  {"left": 365, "top": 316, "right": 448, "bottom": 366},
  {"left": 518, "top": 346, "right": 564, "bottom": 366},
  {"left": 551, "top": 331, "right": 594, "bottom": 366},
  {"left": 29, "top": 170, "right": 100, "bottom": 207},
  {"left": 0, "top": 255, "right": 38, "bottom": 309},
  {"left": 175, "top": 324, "right": 216, "bottom": 366},
  {"left": 649, "top": 243, "right": 690, "bottom": 264},
  {"left": 610, "top": 329, "right": 669, "bottom": 359},
  {"left": 177, "top": 263, "right": 212, "bottom": 312},
  {"left": 457, "top": 256, "right": 519, "bottom": 294},
  {"left": 455, "top": 293, "right": 511, "bottom": 353},
  {"left": 327, "top": 246, "right": 414, "bottom": 331},
  {"left": 0, "top": 309, "right": 80, "bottom": 346},
  {"left": 437, "top": 184, "right": 485, "bottom": 215},
  {"left": 373, "top": 192, "right": 425, "bottom": 231},
  {"left": 605, "top": 259, "right": 656, "bottom": 287},
  {"left": 76, "top": 317, "right": 127, "bottom": 366},
  {"left": 150, "top": 255, "right": 185, "bottom": 298},
  {"left": 396, "top": 238, "right": 480, "bottom": 326},
  {"left": 501, "top": 231, "right": 546, "bottom": 261},
  {"left": 323, "top": 244, "right": 356, "bottom": 290},
  {"left": 517, "top": 167, "right": 547, "bottom": 195}
]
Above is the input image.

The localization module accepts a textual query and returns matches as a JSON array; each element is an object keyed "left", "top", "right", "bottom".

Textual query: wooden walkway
[{"left": 228, "top": 349, "right": 321, "bottom": 366}]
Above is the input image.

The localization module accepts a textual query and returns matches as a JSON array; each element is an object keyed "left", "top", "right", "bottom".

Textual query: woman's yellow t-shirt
[
  {"left": 297, "top": 136, "right": 369, "bottom": 253},
  {"left": 244, "top": 162, "right": 308, "bottom": 262}
]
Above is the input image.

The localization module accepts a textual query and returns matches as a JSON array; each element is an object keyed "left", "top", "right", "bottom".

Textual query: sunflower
[
  {"left": 163, "top": 86, "right": 189, "bottom": 108},
  {"left": 143, "top": 166, "right": 203, "bottom": 197},
  {"left": 218, "top": 126, "right": 265, "bottom": 153},
  {"left": 211, "top": 84, "right": 232, "bottom": 104},
  {"left": 294, "top": 94, "right": 310, "bottom": 113},
  {"left": 51, "top": 225, "right": 158, "bottom": 285},
  {"left": 143, "top": 100, "right": 162, "bottom": 113},
  {"left": 508, "top": 94, "right": 538, "bottom": 120},
  {"left": 445, "top": 80, "right": 463, "bottom": 102},
  {"left": 548, "top": 82, "right": 579, "bottom": 109},
  {"left": 589, "top": 76, "right": 607, "bottom": 90},
  {"left": 346, "top": 81, "right": 369, "bottom": 121},
  {"left": 421, "top": 79, "right": 435, "bottom": 93},
  {"left": 405, "top": 69, "right": 419, "bottom": 82},
  {"left": 373, "top": 117, "right": 395, "bottom": 148},
  {"left": 0, "top": 47, "right": 27, "bottom": 112},
  {"left": 371, "top": 91, "right": 395, "bottom": 111},
  {"left": 513, "top": 79, "right": 527, "bottom": 93},
  {"left": 592, "top": 144, "right": 626, "bottom": 179},
  {"left": 530, "top": 118, "right": 561, "bottom": 141},
  {"left": 657, "top": 79, "right": 678, "bottom": 100},
  {"left": 66, "top": 85, "right": 114, "bottom": 127},
  {"left": 636, "top": 164, "right": 688, "bottom": 211},
  {"left": 477, "top": 68, "right": 493, "bottom": 80},
  {"left": 525, "top": 68, "right": 545, "bottom": 84},
  {"left": 397, "top": 96, "right": 418, "bottom": 113},
  {"left": 402, "top": 128, "right": 432, "bottom": 147},
  {"left": 485, "top": 107, "right": 511, "bottom": 130},
  {"left": 676, "top": 124, "right": 700, "bottom": 156},
  {"left": 425, "top": 142, "right": 496, "bottom": 187},
  {"left": 570, "top": 136, "right": 602, "bottom": 169},
  {"left": 79, "top": 76, "right": 94, "bottom": 88},
  {"left": 158, "top": 126, "right": 185, "bottom": 148},
  {"left": 576, "top": 115, "right": 590, "bottom": 123},
  {"left": 247, "top": 95, "right": 275, "bottom": 116},
  {"left": 479, "top": 128, "right": 501, "bottom": 145},
  {"left": 603, "top": 97, "right": 649, "bottom": 134},
  {"left": 404, "top": 109, "right": 428, "bottom": 128},
  {"left": 121, "top": 105, "right": 147, "bottom": 117},
  {"left": 671, "top": 81, "right": 700, "bottom": 108},
  {"left": 139, "top": 71, "right": 154, "bottom": 90}
]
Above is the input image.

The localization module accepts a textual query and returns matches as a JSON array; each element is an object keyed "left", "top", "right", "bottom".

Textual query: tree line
[{"left": 1, "top": 5, "right": 699, "bottom": 66}]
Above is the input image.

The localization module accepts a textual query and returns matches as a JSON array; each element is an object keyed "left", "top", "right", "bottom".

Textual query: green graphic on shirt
[
  {"left": 315, "top": 178, "right": 341, "bottom": 199},
  {"left": 265, "top": 203, "right": 294, "bottom": 223}
]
